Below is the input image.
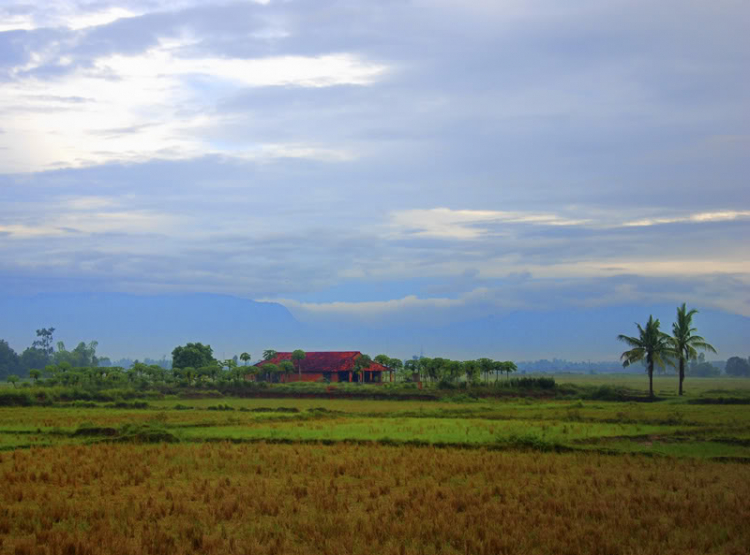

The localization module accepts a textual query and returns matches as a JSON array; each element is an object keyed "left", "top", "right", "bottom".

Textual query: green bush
[{"left": 0, "top": 390, "right": 34, "bottom": 407}]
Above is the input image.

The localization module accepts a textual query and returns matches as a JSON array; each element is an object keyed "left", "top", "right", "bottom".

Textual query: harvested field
[{"left": 1, "top": 442, "right": 749, "bottom": 555}]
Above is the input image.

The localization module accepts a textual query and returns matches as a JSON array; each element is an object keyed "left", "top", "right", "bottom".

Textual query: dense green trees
[
  {"left": 54, "top": 341, "right": 100, "bottom": 368},
  {"left": 0, "top": 340, "right": 19, "bottom": 379},
  {"left": 263, "top": 363, "right": 279, "bottom": 382},
  {"left": 19, "top": 348, "right": 48, "bottom": 374},
  {"left": 387, "top": 355, "right": 517, "bottom": 387},
  {"left": 726, "top": 357, "right": 750, "bottom": 377},
  {"left": 618, "top": 315, "right": 675, "bottom": 398},
  {"left": 172, "top": 343, "right": 216, "bottom": 369},
  {"left": 2, "top": 328, "right": 108, "bottom": 379}
]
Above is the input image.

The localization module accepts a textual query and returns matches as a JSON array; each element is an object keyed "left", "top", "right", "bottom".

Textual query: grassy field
[
  {"left": 550, "top": 373, "right": 750, "bottom": 396},
  {"left": 2, "top": 391, "right": 749, "bottom": 458},
  {"left": 2, "top": 379, "right": 749, "bottom": 553}
]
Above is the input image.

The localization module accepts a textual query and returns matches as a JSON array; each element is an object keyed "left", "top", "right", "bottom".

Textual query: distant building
[{"left": 252, "top": 351, "right": 391, "bottom": 383}]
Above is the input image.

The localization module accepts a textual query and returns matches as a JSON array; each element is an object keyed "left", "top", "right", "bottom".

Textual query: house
[{"left": 252, "top": 351, "right": 392, "bottom": 383}]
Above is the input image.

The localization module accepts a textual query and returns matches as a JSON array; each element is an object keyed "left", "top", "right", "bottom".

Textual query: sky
[{"left": 1, "top": 0, "right": 749, "bottom": 354}]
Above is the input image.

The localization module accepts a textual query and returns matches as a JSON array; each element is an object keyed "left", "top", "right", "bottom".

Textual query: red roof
[{"left": 254, "top": 351, "right": 389, "bottom": 373}]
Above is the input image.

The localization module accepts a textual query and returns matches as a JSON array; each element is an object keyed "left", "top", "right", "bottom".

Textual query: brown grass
[{"left": 0, "top": 443, "right": 748, "bottom": 554}]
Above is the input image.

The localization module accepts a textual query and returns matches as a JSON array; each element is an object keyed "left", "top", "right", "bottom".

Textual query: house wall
[
  {"left": 281, "top": 373, "right": 326, "bottom": 383},
  {"left": 280, "top": 371, "right": 384, "bottom": 383}
]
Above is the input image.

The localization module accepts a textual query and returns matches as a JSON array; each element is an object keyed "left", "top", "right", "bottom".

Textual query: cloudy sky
[{"left": 1, "top": 0, "right": 749, "bottom": 333}]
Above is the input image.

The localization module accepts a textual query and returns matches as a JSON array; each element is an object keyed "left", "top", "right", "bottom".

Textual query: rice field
[
  {"left": 1, "top": 394, "right": 749, "bottom": 457},
  {"left": 2, "top": 387, "right": 749, "bottom": 554},
  {"left": 1, "top": 442, "right": 748, "bottom": 555}
]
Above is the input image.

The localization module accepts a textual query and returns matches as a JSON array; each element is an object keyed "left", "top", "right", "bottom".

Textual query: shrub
[
  {"left": 494, "top": 377, "right": 556, "bottom": 390},
  {"left": 0, "top": 390, "right": 34, "bottom": 407}
]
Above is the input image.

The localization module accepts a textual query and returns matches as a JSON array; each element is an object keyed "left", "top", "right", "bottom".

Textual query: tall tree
[
  {"left": 0, "top": 340, "right": 19, "bottom": 379},
  {"left": 417, "top": 357, "right": 432, "bottom": 383},
  {"left": 263, "top": 350, "right": 278, "bottom": 361},
  {"left": 404, "top": 359, "right": 419, "bottom": 381},
  {"left": 669, "top": 303, "right": 717, "bottom": 396},
  {"left": 388, "top": 357, "right": 403, "bottom": 383},
  {"left": 618, "top": 315, "right": 675, "bottom": 398},
  {"left": 374, "top": 354, "right": 391, "bottom": 368},
  {"left": 172, "top": 343, "right": 215, "bottom": 369},
  {"left": 291, "top": 350, "right": 306, "bottom": 380},
  {"left": 240, "top": 352, "right": 251, "bottom": 366},
  {"left": 463, "top": 360, "right": 480, "bottom": 385},
  {"left": 32, "top": 327, "right": 55, "bottom": 358},
  {"left": 502, "top": 361, "right": 518, "bottom": 379},
  {"left": 492, "top": 360, "right": 505, "bottom": 383},
  {"left": 54, "top": 341, "right": 99, "bottom": 367},
  {"left": 477, "top": 358, "right": 494, "bottom": 384}
]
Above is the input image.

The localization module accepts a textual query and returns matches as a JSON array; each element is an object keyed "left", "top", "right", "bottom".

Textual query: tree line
[
  {"left": 0, "top": 328, "right": 114, "bottom": 381},
  {"left": 4, "top": 315, "right": 746, "bottom": 390},
  {"left": 3, "top": 339, "right": 520, "bottom": 389}
]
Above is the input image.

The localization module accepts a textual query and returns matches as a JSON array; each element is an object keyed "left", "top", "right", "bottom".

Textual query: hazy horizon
[{"left": 1, "top": 292, "right": 746, "bottom": 364}]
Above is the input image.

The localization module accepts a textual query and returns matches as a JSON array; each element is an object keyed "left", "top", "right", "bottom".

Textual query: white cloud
[
  {"left": 265, "top": 294, "right": 476, "bottom": 326},
  {"left": 0, "top": 4, "right": 141, "bottom": 31},
  {"left": 0, "top": 34, "right": 388, "bottom": 172},
  {"left": 387, "top": 207, "right": 750, "bottom": 240},
  {"left": 389, "top": 208, "right": 589, "bottom": 239},
  {"left": 622, "top": 210, "right": 750, "bottom": 227}
]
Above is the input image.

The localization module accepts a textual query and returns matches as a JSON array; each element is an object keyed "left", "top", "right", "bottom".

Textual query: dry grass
[{"left": 1, "top": 442, "right": 748, "bottom": 555}]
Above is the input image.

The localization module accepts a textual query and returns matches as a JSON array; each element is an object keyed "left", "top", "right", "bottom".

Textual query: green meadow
[{"left": 2, "top": 379, "right": 749, "bottom": 459}]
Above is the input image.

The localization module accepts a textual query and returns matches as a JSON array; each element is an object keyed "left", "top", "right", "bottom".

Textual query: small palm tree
[
  {"left": 618, "top": 315, "right": 675, "bottom": 398},
  {"left": 240, "top": 352, "right": 251, "bottom": 366},
  {"left": 353, "top": 354, "right": 372, "bottom": 383},
  {"left": 291, "top": 350, "right": 306, "bottom": 380},
  {"left": 279, "top": 360, "right": 294, "bottom": 382},
  {"left": 670, "top": 303, "right": 717, "bottom": 396},
  {"left": 263, "top": 363, "right": 279, "bottom": 383}
]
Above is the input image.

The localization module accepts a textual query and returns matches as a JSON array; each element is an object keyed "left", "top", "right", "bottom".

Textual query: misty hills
[
  {"left": 1, "top": 292, "right": 747, "bottom": 363},
  {"left": 0, "top": 293, "right": 300, "bottom": 360}
]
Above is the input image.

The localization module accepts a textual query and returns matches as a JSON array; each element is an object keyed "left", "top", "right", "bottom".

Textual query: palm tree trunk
[
  {"left": 648, "top": 362, "right": 654, "bottom": 398},
  {"left": 679, "top": 358, "right": 685, "bottom": 396}
]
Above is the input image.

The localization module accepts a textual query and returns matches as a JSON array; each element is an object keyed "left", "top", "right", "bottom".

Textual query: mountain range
[{"left": 1, "top": 293, "right": 746, "bottom": 363}]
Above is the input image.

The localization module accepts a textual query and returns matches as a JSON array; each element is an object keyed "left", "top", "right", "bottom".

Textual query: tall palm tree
[
  {"left": 239, "top": 352, "right": 251, "bottom": 366},
  {"left": 670, "top": 303, "right": 717, "bottom": 396},
  {"left": 618, "top": 315, "right": 675, "bottom": 398}
]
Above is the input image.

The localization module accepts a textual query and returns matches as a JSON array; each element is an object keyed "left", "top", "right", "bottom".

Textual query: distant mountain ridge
[
  {"left": 1, "top": 293, "right": 747, "bottom": 363},
  {"left": 0, "top": 293, "right": 301, "bottom": 360}
]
